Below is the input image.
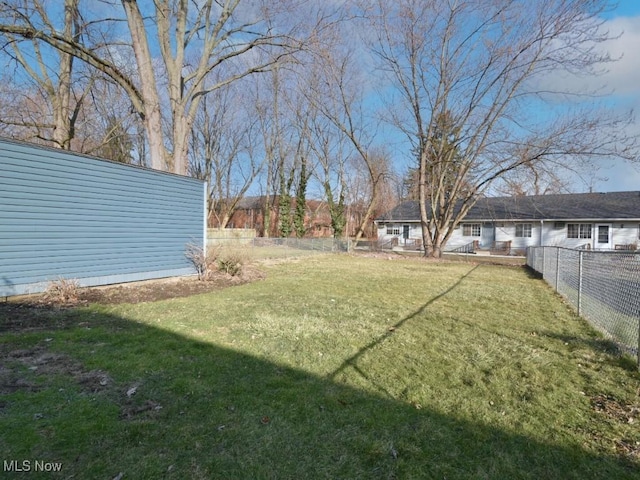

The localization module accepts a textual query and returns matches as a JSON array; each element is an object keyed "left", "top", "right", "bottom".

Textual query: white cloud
[
  {"left": 596, "top": 16, "right": 640, "bottom": 97},
  {"left": 534, "top": 14, "right": 640, "bottom": 193},
  {"left": 533, "top": 15, "right": 640, "bottom": 105},
  {"left": 591, "top": 16, "right": 640, "bottom": 193},
  {"left": 593, "top": 159, "right": 640, "bottom": 192}
]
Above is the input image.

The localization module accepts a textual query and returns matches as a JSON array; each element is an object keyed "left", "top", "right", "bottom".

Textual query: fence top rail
[
  {"left": 208, "top": 237, "right": 262, "bottom": 240},
  {"left": 528, "top": 246, "right": 640, "bottom": 255}
]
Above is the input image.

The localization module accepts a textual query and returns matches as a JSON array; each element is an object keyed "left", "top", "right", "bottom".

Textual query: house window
[
  {"left": 462, "top": 223, "right": 481, "bottom": 237},
  {"left": 515, "top": 223, "right": 532, "bottom": 238},
  {"left": 567, "top": 223, "right": 592, "bottom": 239},
  {"left": 386, "top": 226, "right": 401, "bottom": 235}
]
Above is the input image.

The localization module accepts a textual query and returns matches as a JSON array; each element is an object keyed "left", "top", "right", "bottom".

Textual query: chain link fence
[
  {"left": 207, "top": 237, "right": 351, "bottom": 260},
  {"left": 527, "top": 247, "right": 640, "bottom": 365}
]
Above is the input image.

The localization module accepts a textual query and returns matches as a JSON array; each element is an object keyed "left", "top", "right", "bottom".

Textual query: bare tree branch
[{"left": 364, "top": 0, "right": 638, "bottom": 257}]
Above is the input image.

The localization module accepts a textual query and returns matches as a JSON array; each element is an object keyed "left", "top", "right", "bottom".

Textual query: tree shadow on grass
[
  {"left": 541, "top": 330, "right": 639, "bottom": 371},
  {"left": 328, "top": 265, "right": 480, "bottom": 396},
  {"left": 0, "top": 303, "right": 638, "bottom": 479}
]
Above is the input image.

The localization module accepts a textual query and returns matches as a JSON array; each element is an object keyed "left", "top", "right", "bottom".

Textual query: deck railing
[
  {"left": 449, "top": 241, "right": 478, "bottom": 254},
  {"left": 490, "top": 240, "right": 512, "bottom": 255}
]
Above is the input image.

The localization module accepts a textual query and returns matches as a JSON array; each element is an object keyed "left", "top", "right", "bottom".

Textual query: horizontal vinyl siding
[{"left": 0, "top": 139, "right": 205, "bottom": 296}]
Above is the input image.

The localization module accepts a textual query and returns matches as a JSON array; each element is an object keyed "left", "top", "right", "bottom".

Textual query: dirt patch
[
  {"left": 0, "top": 343, "right": 158, "bottom": 421},
  {"left": 78, "top": 270, "right": 263, "bottom": 305},
  {"left": 33, "top": 267, "right": 265, "bottom": 306},
  {"left": 591, "top": 394, "right": 640, "bottom": 425},
  {"left": 0, "top": 343, "right": 112, "bottom": 395},
  {"left": 0, "top": 365, "right": 40, "bottom": 394},
  {"left": 590, "top": 393, "right": 640, "bottom": 461},
  {"left": 614, "top": 438, "right": 640, "bottom": 461},
  {"left": 0, "top": 267, "right": 266, "bottom": 332}
]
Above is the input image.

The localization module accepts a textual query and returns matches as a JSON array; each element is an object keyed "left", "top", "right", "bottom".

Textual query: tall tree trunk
[
  {"left": 52, "top": 1, "right": 74, "bottom": 149},
  {"left": 172, "top": 118, "right": 191, "bottom": 175},
  {"left": 263, "top": 180, "right": 273, "bottom": 238},
  {"left": 219, "top": 213, "right": 231, "bottom": 230},
  {"left": 419, "top": 149, "right": 437, "bottom": 257},
  {"left": 121, "top": 0, "right": 166, "bottom": 171},
  {"left": 325, "top": 184, "right": 346, "bottom": 238},
  {"left": 352, "top": 197, "right": 377, "bottom": 245},
  {"left": 278, "top": 167, "right": 294, "bottom": 238},
  {"left": 294, "top": 156, "right": 308, "bottom": 238}
]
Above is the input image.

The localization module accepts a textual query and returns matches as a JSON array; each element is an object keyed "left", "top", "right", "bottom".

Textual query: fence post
[
  {"left": 577, "top": 250, "right": 583, "bottom": 316},
  {"left": 541, "top": 247, "right": 546, "bottom": 277},
  {"left": 556, "top": 247, "right": 560, "bottom": 292}
]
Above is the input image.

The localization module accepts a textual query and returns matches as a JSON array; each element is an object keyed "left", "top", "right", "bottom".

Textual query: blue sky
[
  {"left": 378, "top": 1, "right": 640, "bottom": 195},
  {"left": 583, "top": 0, "right": 640, "bottom": 192},
  {"left": 610, "top": 0, "right": 640, "bottom": 17}
]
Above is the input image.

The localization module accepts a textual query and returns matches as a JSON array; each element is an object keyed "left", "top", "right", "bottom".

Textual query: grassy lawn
[
  {"left": 215, "top": 238, "right": 342, "bottom": 261},
  {"left": 1, "top": 255, "right": 639, "bottom": 479}
]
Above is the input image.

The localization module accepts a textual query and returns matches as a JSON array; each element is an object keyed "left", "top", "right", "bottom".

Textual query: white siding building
[{"left": 376, "top": 192, "right": 640, "bottom": 254}]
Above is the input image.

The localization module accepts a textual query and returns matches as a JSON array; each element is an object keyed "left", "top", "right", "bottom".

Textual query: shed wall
[{"left": 0, "top": 139, "right": 205, "bottom": 296}]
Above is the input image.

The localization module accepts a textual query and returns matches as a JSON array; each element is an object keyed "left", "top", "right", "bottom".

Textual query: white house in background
[{"left": 375, "top": 191, "right": 640, "bottom": 254}]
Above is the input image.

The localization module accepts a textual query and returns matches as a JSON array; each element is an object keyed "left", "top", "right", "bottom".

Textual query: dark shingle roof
[{"left": 377, "top": 191, "right": 640, "bottom": 222}]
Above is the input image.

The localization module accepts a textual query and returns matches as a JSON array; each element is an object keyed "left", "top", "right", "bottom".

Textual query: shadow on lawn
[
  {"left": 0, "top": 301, "right": 637, "bottom": 479},
  {"left": 329, "top": 264, "right": 479, "bottom": 395}
]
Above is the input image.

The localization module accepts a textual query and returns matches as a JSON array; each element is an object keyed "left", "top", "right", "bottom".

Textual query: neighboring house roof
[{"left": 377, "top": 191, "right": 640, "bottom": 222}]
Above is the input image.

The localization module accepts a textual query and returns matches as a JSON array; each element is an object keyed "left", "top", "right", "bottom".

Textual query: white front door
[
  {"left": 595, "top": 224, "right": 612, "bottom": 250},
  {"left": 480, "top": 222, "right": 495, "bottom": 248}
]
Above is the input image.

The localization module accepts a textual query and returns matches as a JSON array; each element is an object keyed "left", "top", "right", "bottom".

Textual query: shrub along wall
[{"left": 0, "top": 138, "right": 206, "bottom": 297}]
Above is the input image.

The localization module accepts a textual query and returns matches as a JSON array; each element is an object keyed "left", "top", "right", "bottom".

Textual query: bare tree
[
  {"left": 0, "top": 80, "right": 50, "bottom": 143},
  {"left": 0, "top": 0, "right": 329, "bottom": 174},
  {"left": 249, "top": 63, "right": 304, "bottom": 238},
  {"left": 307, "top": 109, "right": 349, "bottom": 238},
  {"left": 189, "top": 78, "right": 263, "bottom": 229},
  {"left": 364, "top": 0, "right": 638, "bottom": 257},
  {"left": 493, "top": 162, "right": 572, "bottom": 196},
  {"left": 0, "top": 45, "right": 142, "bottom": 163},
  {"left": 252, "top": 70, "right": 282, "bottom": 237},
  {"left": 305, "top": 43, "right": 388, "bottom": 243},
  {"left": 342, "top": 148, "right": 396, "bottom": 239},
  {"left": 84, "top": 75, "right": 143, "bottom": 164},
  {"left": 0, "top": 0, "right": 89, "bottom": 149}
]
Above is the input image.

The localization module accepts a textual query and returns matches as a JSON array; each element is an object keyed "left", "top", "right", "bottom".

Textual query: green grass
[
  {"left": 1, "top": 256, "right": 639, "bottom": 479},
  {"left": 218, "top": 243, "right": 334, "bottom": 261},
  {"left": 219, "top": 244, "right": 321, "bottom": 261}
]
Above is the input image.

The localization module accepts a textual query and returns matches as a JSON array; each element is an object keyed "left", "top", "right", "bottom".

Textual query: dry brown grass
[{"left": 42, "top": 277, "right": 81, "bottom": 306}]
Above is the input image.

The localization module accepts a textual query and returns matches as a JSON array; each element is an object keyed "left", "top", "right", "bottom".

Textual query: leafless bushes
[
  {"left": 43, "top": 278, "right": 81, "bottom": 306},
  {"left": 217, "top": 251, "right": 246, "bottom": 276},
  {"left": 185, "top": 243, "right": 246, "bottom": 279},
  {"left": 185, "top": 243, "right": 221, "bottom": 280}
]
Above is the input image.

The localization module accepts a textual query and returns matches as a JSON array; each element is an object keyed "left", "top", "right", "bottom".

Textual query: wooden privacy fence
[{"left": 0, "top": 138, "right": 206, "bottom": 297}]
